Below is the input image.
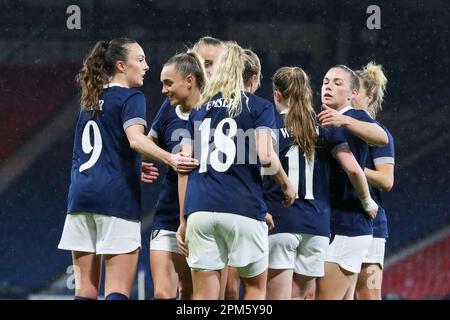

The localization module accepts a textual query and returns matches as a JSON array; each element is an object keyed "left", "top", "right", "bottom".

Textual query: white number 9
[{"left": 79, "top": 120, "right": 103, "bottom": 172}]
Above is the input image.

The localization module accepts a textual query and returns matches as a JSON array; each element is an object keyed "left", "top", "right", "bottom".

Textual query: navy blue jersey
[
  {"left": 150, "top": 98, "right": 190, "bottom": 232},
  {"left": 184, "top": 93, "right": 276, "bottom": 221},
  {"left": 67, "top": 84, "right": 147, "bottom": 221},
  {"left": 330, "top": 106, "right": 378, "bottom": 236},
  {"left": 367, "top": 126, "right": 395, "bottom": 238},
  {"left": 263, "top": 112, "right": 348, "bottom": 237}
]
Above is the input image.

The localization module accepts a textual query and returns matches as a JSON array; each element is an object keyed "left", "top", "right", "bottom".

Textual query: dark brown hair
[{"left": 76, "top": 38, "right": 137, "bottom": 114}]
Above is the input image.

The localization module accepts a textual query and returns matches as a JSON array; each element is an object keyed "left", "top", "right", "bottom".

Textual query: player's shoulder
[
  {"left": 246, "top": 92, "right": 272, "bottom": 108},
  {"left": 156, "top": 98, "right": 174, "bottom": 116},
  {"left": 380, "top": 124, "right": 394, "bottom": 142},
  {"left": 349, "top": 109, "right": 377, "bottom": 124}
]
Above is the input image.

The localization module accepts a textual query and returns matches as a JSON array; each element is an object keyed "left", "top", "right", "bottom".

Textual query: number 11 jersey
[{"left": 263, "top": 112, "right": 348, "bottom": 237}]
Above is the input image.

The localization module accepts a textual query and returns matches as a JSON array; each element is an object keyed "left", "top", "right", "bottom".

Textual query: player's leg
[
  {"left": 225, "top": 213, "right": 269, "bottom": 300},
  {"left": 316, "top": 262, "right": 354, "bottom": 299},
  {"left": 150, "top": 229, "right": 192, "bottom": 299},
  {"left": 96, "top": 214, "right": 141, "bottom": 299},
  {"left": 218, "top": 266, "right": 228, "bottom": 299},
  {"left": 355, "top": 263, "right": 383, "bottom": 300},
  {"left": 355, "top": 237, "right": 385, "bottom": 300},
  {"left": 72, "top": 251, "right": 102, "bottom": 299},
  {"left": 267, "top": 268, "right": 294, "bottom": 299},
  {"left": 240, "top": 267, "right": 268, "bottom": 300},
  {"left": 185, "top": 211, "right": 226, "bottom": 300},
  {"left": 343, "top": 274, "right": 358, "bottom": 300},
  {"left": 266, "top": 233, "right": 298, "bottom": 299},
  {"left": 317, "top": 234, "right": 372, "bottom": 300},
  {"left": 293, "top": 234, "right": 329, "bottom": 300},
  {"left": 150, "top": 250, "right": 179, "bottom": 299},
  {"left": 174, "top": 252, "right": 193, "bottom": 300},
  {"left": 191, "top": 269, "right": 223, "bottom": 300},
  {"left": 58, "top": 213, "right": 100, "bottom": 299},
  {"left": 292, "top": 274, "right": 316, "bottom": 300},
  {"left": 293, "top": 277, "right": 316, "bottom": 300},
  {"left": 225, "top": 266, "right": 241, "bottom": 300},
  {"left": 104, "top": 249, "right": 139, "bottom": 299}
]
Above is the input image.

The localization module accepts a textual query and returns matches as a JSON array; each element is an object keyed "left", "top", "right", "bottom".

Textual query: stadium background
[{"left": 0, "top": 0, "right": 449, "bottom": 299}]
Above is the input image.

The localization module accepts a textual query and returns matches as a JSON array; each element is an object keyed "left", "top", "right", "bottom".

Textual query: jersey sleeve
[
  {"left": 121, "top": 91, "right": 147, "bottom": 131},
  {"left": 254, "top": 99, "right": 277, "bottom": 142},
  {"left": 371, "top": 129, "right": 395, "bottom": 165},
  {"left": 323, "top": 127, "right": 350, "bottom": 156},
  {"left": 352, "top": 109, "right": 377, "bottom": 123},
  {"left": 149, "top": 98, "right": 170, "bottom": 139}
]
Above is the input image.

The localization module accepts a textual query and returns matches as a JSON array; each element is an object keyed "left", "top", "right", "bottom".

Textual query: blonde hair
[
  {"left": 192, "top": 36, "right": 223, "bottom": 51},
  {"left": 273, "top": 67, "right": 317, "bottom": 161},
  {"left": 356, "top": 61, "right": 388, "bottom": 118},
  {"left": 243, "top": 49, "right": 261, "bottom": 89},
  {"left": 197, "top": 41, "right": 247, "bottom": 118}
]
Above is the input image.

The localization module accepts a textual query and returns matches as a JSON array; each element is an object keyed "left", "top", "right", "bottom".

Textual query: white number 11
[{"left": 285, "top": 145, "right": 314, "bottom": 199}]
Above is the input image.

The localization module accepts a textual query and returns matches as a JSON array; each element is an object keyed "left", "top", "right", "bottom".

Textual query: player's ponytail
[
  {"left": 356, "top": 61, "right": 388, "bottom": 118},
  {"left": 197, "top": 41, "right": 247, "bottom": 118},
  {"left": 76, "top": 38, "right": 137, "bottom": 114},
  {"left": 164, "top": 50, "right": 208, "bottom": 91},
  {"left": 273, "top": 67, "right": 317, "bottom": 161}
]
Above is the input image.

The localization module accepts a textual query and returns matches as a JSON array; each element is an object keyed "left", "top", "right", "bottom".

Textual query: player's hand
[
  {"left": 318, "top": 104, "right": 349, "bottom": 127},
  {"left": 365, "top": 208, "right": 378, "bottom": 220},
  {"left": 141, "top": 162, "right": 159, "bottom": 183},
  {"left": 282, "top": 181, "right": 296, "bottom": 207},
  {"left": 265, "top": 212, "right": 275, "bottom": 230},
  {"left": 360, "top": 196, "right": 378, "bottom": 219},
  {"left": 176, "top": 221, "right": 189, "bottom": 257},
  {"left": 170, "top": 152, "right": 199, "bottom": 174}
]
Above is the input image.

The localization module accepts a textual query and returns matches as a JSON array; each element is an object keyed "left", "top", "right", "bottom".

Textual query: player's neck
[
  {"left": 184, "top": 90, "right": 200, "bottom": 111},
  {"left": 335, "top": 103, "right": 351, "bottom": 111},
  {"left": 110, "top": 75, "right": 130, "bottom": 88}
]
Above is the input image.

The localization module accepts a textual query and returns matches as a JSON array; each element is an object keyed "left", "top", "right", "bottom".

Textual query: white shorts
[
  {"left": 268, "top": 233, "right": 329, "bottom": 277},
  {"left": 185, "top": 211, "right": 269, "bottom": 278},
  {"left": 326, "top": 234, "right": 373, "bottom": 274},
  {"left": 58, "top": 212, "right": 141, "bottom": 255},
  {"left": 149, "top": 229, "right": 183, "bottom": 255},
  {"left": 362, "top": 237, "right": 386, "bottom": 268}
]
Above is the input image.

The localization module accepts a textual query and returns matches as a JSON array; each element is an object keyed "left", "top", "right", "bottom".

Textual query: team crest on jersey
[{"left": 151, "top": 229, "right": 160, "bottom": 240}]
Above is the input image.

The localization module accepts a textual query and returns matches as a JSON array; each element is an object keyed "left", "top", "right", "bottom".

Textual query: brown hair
[
  {"left": 356, "top": 61, "right": 388, "bottom": 118},
  {"left": 76, "top": 37, "right": 136, "bottom": 114},
  {"left": 164, "top": 50, "right": 207, "bottom": 91},
  {"left": 334, "top": 64, "right": 360, "bottom": 91},
  {"left": 273, "top": 67, "right": 317, "bottom": 161}
]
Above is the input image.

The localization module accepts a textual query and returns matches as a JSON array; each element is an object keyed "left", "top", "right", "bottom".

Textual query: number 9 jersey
[
  {"left": 183, "top": 93, "right": 276, "bottom": 222},
  {"left": 67, "top": 84, "right": 147, "bottom": 221}
]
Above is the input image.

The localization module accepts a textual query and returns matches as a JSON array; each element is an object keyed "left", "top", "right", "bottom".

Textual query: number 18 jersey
[
  {"left": 67, "top": 84, "right": 147, "bottom": 221},
  {"left": 183, "top": 92, "right": 276, "bottom": 222}
]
